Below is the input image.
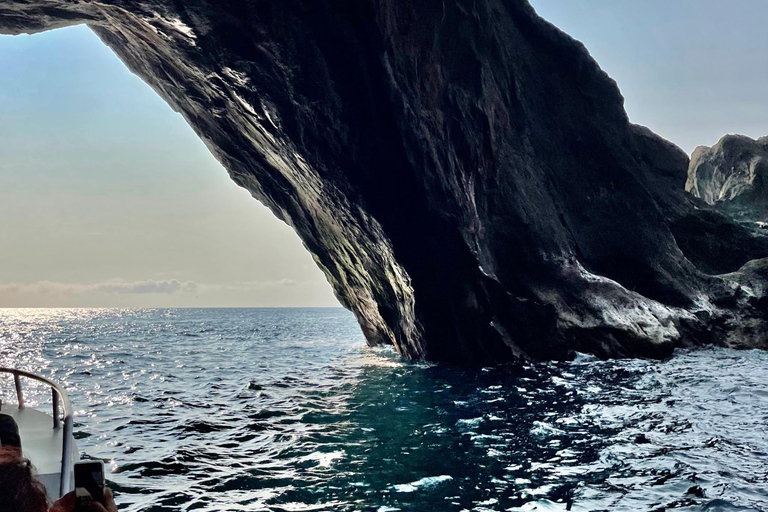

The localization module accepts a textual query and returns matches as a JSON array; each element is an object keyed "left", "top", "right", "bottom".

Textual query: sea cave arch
[{"left": 2, "top": 0, "right": 766, "bottom": 364}]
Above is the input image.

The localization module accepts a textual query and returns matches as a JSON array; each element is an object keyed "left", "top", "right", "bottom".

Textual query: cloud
[
  {"left": 95, "top": 280, "right": 198, "bottom": 294},
  {"left": 0, "top": 278, "right": 323, "bottom": 296},
  {"left": 198, "top": 278, "right": 301, "bottom": 291},
  {"left": 0, "top": 279, "right": 198, "bottom": 295}
]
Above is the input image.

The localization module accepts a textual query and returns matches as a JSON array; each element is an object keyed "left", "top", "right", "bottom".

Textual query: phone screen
[{"left": 74, "top": 461, "right": 105, "bottom": 506}]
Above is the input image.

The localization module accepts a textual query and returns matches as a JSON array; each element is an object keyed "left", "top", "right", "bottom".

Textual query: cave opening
[
  {"left": 0, "top": 25, "right": 339, "bottom": 309},
  {"left": 0, "top": 1, "right": 766, "bottom": 364}
]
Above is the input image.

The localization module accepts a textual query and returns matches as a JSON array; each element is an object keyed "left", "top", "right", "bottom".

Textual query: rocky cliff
[
  {"left": 1, "top": 0, "right": 766, "bottom": 364},
  {"left": 688, "top": 134, "right": 768, "bottom": 223}
]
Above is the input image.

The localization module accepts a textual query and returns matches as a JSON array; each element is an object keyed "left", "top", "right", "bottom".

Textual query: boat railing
[{"left": 0, "top": 368, "right": 75, "bottom": 496}]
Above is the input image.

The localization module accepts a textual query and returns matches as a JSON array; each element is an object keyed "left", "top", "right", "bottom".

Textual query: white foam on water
[{"left": 391, "top": 475, "right": 453, "bottom": 493}]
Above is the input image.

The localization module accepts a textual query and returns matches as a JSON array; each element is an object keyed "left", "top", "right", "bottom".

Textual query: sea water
[{"left": 1, "top": 308, "right": 766, "bottom": 512}]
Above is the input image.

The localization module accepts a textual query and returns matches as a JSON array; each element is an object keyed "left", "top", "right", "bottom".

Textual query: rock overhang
[{"left": 1, "top": 0, "right": 766, "bottom": 364}]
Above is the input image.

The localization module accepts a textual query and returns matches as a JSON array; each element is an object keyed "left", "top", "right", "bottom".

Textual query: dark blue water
[{"left": 1, "top": 308, "right": 767, "bottom": 512}]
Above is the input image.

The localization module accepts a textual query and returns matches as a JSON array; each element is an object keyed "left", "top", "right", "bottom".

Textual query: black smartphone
[{"left": 74, "top": 460, "right": 105, "bottom": 509}]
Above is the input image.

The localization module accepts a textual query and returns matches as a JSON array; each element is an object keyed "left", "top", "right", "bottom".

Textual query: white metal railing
[{"left": 0, "top": 368, "right": 75, "bottom": 497}]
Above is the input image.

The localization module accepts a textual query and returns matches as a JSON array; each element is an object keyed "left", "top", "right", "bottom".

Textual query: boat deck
[{"left": 0, "top": 403, "right": 78, "bottom": 498}]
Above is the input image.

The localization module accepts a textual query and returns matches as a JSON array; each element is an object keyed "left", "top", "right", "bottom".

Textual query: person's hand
[
  {"left": 94, "top": 488, "right": 118, "bottom": 512},
  {"left": 49, "top": 488, "right": 118, "bottom": 512},
  {"left": 49, "top": 492, "right": 74, "bottom": 512}
]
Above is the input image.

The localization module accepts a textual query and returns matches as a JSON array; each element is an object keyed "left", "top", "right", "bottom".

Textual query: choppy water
[{"left": 1, "top": 308, "right": 767, "bottom": 512}]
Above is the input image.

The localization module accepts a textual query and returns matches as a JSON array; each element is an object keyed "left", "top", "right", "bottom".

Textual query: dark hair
[
  {"left": 0, "top": 447, "right": 50, "bottom": 512},
  {"left": 0, "top": 414, "right": 22, "bottom": 448}
]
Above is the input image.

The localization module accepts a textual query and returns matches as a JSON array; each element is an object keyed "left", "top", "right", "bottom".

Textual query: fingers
[
  {"left": 82, "top": 503, "right": 109, "bottom": 512},
  {"left": 104, "top": 487, "right": 119, "bottom": 512},
  {"left": 81, "top": 487, "right": 118, "bottom": 512},
  {"left": 49, "top": 491, "right": 75, "bottom": 512},
  {"left": 49, "top": 488, "right": 117, "bottom": 512}
]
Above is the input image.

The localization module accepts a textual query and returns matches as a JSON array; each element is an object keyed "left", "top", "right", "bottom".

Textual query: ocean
[{"left": 1, "top": 308, "right": 766, "bottom": 512}]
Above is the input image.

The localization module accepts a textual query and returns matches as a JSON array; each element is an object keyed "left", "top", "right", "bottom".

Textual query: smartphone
[{"left": 74, "top": 460, "right": 105, "bottom": 509}]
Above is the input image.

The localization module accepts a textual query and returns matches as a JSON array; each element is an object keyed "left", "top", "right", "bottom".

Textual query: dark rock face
[
  {"left": 687, "top": 135, "right": 768, "bottom": 222},
  {"left": 1, "top": 1, "right": 767, "bottom": 363}
]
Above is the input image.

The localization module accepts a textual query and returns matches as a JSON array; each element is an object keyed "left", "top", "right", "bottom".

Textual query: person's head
[
  {"left": 0, "top": 413, "right": 22, "bottom": 449},
  {"left": 0, "top": 446, "right": 49, "bottom": 512}
]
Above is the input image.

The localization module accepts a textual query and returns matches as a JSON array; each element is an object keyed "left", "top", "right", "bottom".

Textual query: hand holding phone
[
  {"left": 74, "top": 461, "right": 106, "bottom": 511},
  {"left": 49, "top": 487, "right": 117, "bottom": 512}
]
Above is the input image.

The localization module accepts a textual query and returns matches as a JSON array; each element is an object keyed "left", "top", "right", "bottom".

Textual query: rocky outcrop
[
  {"left": 687, "top": 135, "right": 768, "bottom": 223},
  {"left": 1, "top": 1, "right": 766, "bottom": 364}
]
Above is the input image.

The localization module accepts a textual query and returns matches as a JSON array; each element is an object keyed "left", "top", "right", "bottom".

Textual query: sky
[
  {"left": 0, "top": 3, "right": 766, "bottom": 307},
  {"left": 529, "top": 0, "right": 768, "bottom": 152},
  {"left": 0, "top": 25, "right": 338, "bottom": 307}
]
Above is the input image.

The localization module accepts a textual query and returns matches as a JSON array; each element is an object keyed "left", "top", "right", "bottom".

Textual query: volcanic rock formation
[
  {"left": 687, "top": 135, "right": 768, "bottom": 222},
  {"left": 1, "top": 0, "right": 766, "bottom": 363}
]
